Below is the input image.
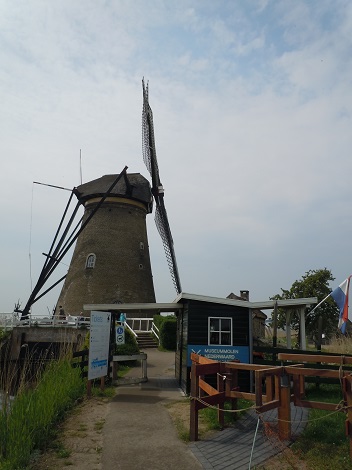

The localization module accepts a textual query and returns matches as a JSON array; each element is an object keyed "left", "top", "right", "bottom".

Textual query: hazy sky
[{"left": 1, "top": 0, "right": 352, "bottom": 315}]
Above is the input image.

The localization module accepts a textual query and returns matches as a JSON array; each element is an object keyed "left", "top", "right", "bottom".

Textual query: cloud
[{"left": 1, "top": 1, "right": 352, "bottom": 314}]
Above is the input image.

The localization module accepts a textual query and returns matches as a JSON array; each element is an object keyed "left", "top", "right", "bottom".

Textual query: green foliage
[
  {"left": 114, "top": 327, "right": 139, "bottom": 356},
  {"left": 0, "top": 359, "right": 85, "bottom": 469},
  {"left": 152, "top": 314, "right": 165, "bottom": 330},
  {"left": 271, "top": 268, "right": 339, "bottom": 340},
  {"left": 0, "top": 329, "right": 11, "bottom": 342},
  {"left": 292, "top": 384, "right": 351, "bottom": 469},
  {"left": 159, "top": 318, "right": 177, "bottom": 351}
]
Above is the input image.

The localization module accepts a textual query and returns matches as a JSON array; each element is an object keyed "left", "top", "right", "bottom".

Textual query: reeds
[
  {"left": 0, "top": 345, "right": 85, "bottom": 469},
  {"left": 323, "top": 335, "right": 352, "bottom": 355}
]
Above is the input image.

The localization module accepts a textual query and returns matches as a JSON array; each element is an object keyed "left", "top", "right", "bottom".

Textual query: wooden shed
[
  {"left": 174, "top": 293, "right": 253, "bottom": 394},
  {"left": 173, "top": 293, "right": 318, "bottom": 395}
]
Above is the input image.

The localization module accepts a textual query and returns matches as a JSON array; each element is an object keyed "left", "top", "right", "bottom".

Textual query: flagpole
[{"left": 309, "top": 293, "right": 331, "bottom": 315}]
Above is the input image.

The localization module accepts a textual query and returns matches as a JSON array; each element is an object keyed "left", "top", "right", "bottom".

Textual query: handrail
[
  {"left": 123, "top": 321, "right": 138, "bottom": 338},
  {"left": 151, "top": 322, "right": 160, "bottom": 342}
]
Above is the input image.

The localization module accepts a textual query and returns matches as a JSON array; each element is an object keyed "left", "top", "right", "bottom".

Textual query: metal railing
[
  {"left": 0, "top": 313, "right": 90, "bottom": 329},
  {"left": 126, "top": 317, "right": 154, "bottom": 332}
]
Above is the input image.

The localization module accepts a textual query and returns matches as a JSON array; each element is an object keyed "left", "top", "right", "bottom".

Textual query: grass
[
  {"left": 167, "top": 397, "right": 253, "bottom": 442},
  {"left": 199, "top": 398, "right": 253, "bottom": 431},
  {"left": 0, "top": 352, "right": 85, "bottom": 470},
  {"left": 291, "top": 384, "right": 352, "bottom": 469}
]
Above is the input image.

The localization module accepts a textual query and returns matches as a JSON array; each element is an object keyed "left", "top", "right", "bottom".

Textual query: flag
[{"left": 331, "top": 276, "right": 351, "bottom": 334}]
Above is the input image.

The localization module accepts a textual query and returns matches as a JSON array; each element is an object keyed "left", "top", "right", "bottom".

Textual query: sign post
[
  {"left": 88, "top": 311, "right": 111, "bottom": 383},
  {"left": 115, "top": 324, "right": 125, "bottom": 345}
]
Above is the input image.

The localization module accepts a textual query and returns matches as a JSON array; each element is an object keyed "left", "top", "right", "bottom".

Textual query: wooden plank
[
  {"left": 285, "top": 366, "right": 341, "bottom": 378},
  {"left": 191, "top": 352, "right": 217, "bottom": 364},
  {"left": 226, "top": 363, "right": 280, "bottom": 371},
  {"left": 279, "top": 353, "right": 352, "bottom": 364},
  {"left": 196, "top": 392, "right": 225, "bottom": 407},
  {"left": 257, "top": 399, "right": 280, "bottom": 413},
  {"left": 296, "top": 399, "right": 339, "bottom": 411},
  {"left": 227, "top": 390, "right": 256, "bottom": 401},
  {"left": 194, "top": 362, "right": 220, "bottom": 376},
  {"left": 199, "top": 378, "right": 218, "bottom": 396}
]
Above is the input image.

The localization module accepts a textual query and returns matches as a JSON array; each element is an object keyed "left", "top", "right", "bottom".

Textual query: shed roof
[
  {"left": 173, "top": 292, "right": 317, "bottom": 310},
  {"left": 84, "top": 292, "right": 317, "bottom": 314}
]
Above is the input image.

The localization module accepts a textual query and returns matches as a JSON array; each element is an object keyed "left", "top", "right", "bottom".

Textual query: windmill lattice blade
[
  {"left": 155, "top": 204, "right": 182, "bottom": 294},
  {"left": 142, "top": 78, "right": 182, "bottom": 295}
]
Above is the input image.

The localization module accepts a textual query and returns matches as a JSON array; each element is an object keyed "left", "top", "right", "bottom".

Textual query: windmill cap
[{"left": 75, "top": 173, "right": 153, "bottom": 208}]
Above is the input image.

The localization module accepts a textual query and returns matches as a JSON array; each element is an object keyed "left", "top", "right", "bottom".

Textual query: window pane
[
  {"left": 221, "top": 319, "right": 231, "bottom": 331},
  {"left": 221, "top": 332, "right": 231, "bottom": 345},
  {"left": 210, "top": 332, "right": 219, "bottom": 344},
  {"left": 210, "top": 318, "right": 219, "bottom": 331}
]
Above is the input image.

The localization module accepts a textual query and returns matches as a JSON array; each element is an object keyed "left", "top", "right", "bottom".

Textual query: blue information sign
[{"left": 187, "top": 344, "right": 250, "bottom": 367}]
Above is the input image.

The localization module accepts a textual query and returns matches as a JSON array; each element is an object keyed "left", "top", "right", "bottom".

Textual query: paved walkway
[{"left": 102, "top": 349, "right": 308, "bottom": 470}]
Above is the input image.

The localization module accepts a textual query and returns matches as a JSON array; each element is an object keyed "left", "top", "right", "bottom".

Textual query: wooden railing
[{"left": 190, "top": 352, "right": 352, "bottom": 458}]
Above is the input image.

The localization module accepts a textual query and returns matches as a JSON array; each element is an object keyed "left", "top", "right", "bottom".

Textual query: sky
[{"left": 1, "top": 0, "right": 352, "bottom": 315}]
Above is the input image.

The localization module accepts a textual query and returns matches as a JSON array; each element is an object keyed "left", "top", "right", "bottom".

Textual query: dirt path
[
  {"left": 31, "top": 395, "right": 110, "bottom": 470},
  {"left": 31, "top": 392, "right": 307, "bottom": 470}
]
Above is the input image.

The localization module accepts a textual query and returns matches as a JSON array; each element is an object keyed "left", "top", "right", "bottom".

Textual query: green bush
[
  {"left": 159, "top": 317, "right": 177, "bottom": 350},
  {"left": 114, "top": 328, "right": 139, "bottom": 356}
]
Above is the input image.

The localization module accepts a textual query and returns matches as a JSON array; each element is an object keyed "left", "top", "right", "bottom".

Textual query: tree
[{"left": 270, "top": 268, "right": 339, "bottom": 341}]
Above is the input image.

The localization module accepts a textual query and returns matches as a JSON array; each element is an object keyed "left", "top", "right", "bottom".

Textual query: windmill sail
[{"left": 142, "top": 79, "right": 182, "bottom": 294}]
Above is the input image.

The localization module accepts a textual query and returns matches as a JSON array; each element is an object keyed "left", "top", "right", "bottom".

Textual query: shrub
[
  {"left": 159, "top": 317, "right": 177, "bottom": 351},
  {"left": 114, "top": 328, "right": 139, "bottom": 356}
]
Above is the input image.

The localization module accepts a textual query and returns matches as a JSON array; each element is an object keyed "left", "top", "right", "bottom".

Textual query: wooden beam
[{"left": 278, "top": 353, "right": 352, "bottom": 365}]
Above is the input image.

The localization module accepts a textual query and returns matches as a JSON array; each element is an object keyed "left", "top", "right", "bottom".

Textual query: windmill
[
  {"left": 142, "top": 79, "right": 182, "bottom": 295},
  {"left": 19, "top": 81, "right": 181, "bottom": 318}
]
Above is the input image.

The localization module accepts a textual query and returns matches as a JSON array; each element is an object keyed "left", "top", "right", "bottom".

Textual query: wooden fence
[{"left": 190, "top": 352, "right": 352, "bottom": 459}]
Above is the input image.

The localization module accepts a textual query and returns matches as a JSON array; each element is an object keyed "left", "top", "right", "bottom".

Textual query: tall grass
[
  {"left": 0, "top": 353, "right": 85, "bottom": 469},
  {"left": 323, "top": 335, "right": 352, "bottom": 355},
  {"left": 292, "top": 384, "right": 351, "bottom": 469}
]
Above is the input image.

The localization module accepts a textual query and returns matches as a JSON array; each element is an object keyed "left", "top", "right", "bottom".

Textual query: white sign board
[
  {"left": 115, "top": 324, "right": 125, "bottom": 345},
  {"left": 88, "top": 311, "right": 111, "bottom": 381}
]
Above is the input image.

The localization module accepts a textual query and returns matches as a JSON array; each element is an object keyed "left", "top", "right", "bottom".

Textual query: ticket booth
[{"left": 174, "top": 293, "right": 252, "bottom": 394}]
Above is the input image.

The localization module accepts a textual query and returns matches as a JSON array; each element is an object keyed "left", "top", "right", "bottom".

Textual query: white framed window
[
  {"left": 208, "top": 317, "right": 232, "bottom": 345},
  {"left": 85, "top": 253, "right": 96, "bottom": 268}
]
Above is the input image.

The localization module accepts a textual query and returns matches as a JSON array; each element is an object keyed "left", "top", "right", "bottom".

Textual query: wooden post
[
  {"left": 266, "top": 375, "right": 274, "bottom": 402},
  {"left": 100, "top": 376, "right": 105, "bottom": 392},
  {"left": 225, "top": 370, "right": 237, "bottom": 411},
  {"left": 272, "top": 301, "right": 278, "bottom": 364},
  {"left": 217, "top": 364, "right": 226, "bottom": 429},
  {"left": 278, "top": 373, "right": 291, "bottom": 440},
  {"left": 316, "top": 315, "right": 323, "bottom": 352},
  {"left": 190, "top": 363, "right": 199, "bottom": 441},
  {"left": 112, "top": 360, "right": 118, "bottom": 380},
  {"left": 299, "top": 308, "right": 307, "bottom": 350},
  {"left": 87, "top": 380, "right": 92, "bottom": 398},
  {"left": 343, "top": 376, "right": 352, "bottom": 460},
  {"left": 285, "top": 310, "right": 292, "bottom": 349}
]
